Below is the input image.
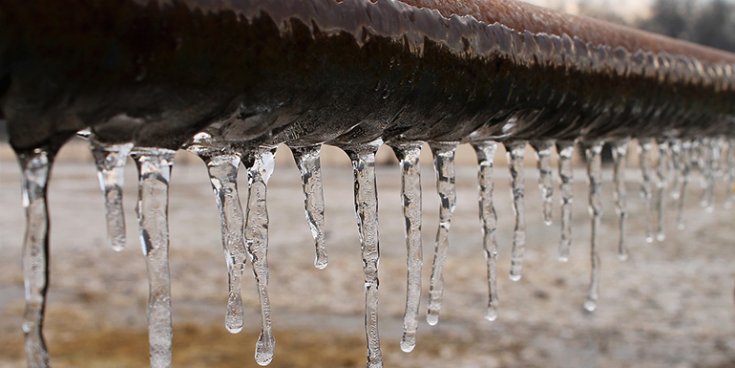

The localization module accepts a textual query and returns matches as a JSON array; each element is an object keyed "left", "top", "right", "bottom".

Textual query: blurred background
[{"left": 1, "top": 1, "right": 734, "bottom": 367}]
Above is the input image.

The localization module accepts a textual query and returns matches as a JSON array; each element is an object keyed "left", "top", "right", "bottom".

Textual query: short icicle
[
  {"left": 243, "top": 147, "right": 278, "bottom": 366},
  {"left": 90, "top": 138, "right": 133, "bottom": 251},
  {"left": 583, "top": 142, "right": 604, "bottom": 313},
  {"left": 532, "top": 141, "right": 554, "bottom": 226},
  {"left": 187, "top": 132, "right": 248, "bottom": 334},
  {"left": 131, "top": 147, "right": 176, "bottom": 368},
  {"left": 17, "top": 148, "right": 54, "bottom": 368},
  {"left": 291, "top": 145, "right": 328, "bottom": 269},
  {"left": 472, "top": 141, "right": 500, "bottom": 321},
  {"left": 611, "top": 139, "right": 629, "bottom": 260},
  {"left": 654, "top": 140, "right": 668, "bottom": 242},
  {"left": 390, "top": 142, "right": 423, "bottom": 353},
  {"left": 556, "top": 141, "right": 575, "bottom": 262},
  {"left": 343, "top": 139, "right": 384, "bottom": 368},
  {"left": 505, "top": 141, "right": 527, "bottom": 280},
  {"left": 639, "top": 139, "right": 655, "bottom": 243},
  {"left": 426, "top": 141, "right": 458, "bottom": 325}
]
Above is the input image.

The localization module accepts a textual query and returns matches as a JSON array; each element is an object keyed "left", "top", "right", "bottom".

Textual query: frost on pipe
[{"left": 2, "top": 0, "right": 735, "bottom": 367}]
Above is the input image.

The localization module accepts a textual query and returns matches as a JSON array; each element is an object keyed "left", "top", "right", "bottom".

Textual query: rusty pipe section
[{"left": 1, "top": 0, "right": 734, "bottom": 151}]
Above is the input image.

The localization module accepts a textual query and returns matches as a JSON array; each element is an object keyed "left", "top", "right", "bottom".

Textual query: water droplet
[
  {"left": 556, "top": 141, "right": 574, "bottom": 262},
  {"left": 473, "top": 141, "right": 500, "bottom": 322},
  {"left": 90, "top": 138, "right": 133, "bottom": 251},
  {"left": 131, "top": 147, "right": 176, "bottom": 368},
  {"left": 291, "top": 145, "right": 328, "bottom": 269},
  {"left": 427, "top": 142, "right": 458, "bottom": 325},
  {"left": 343, "top": 139, "right": 383, "bottom": 368},
  {"left": 17, "top": 147, "right": 53, "bottom": 367},
  {"left": 390, "top": 142, "right": 423, "bottom": 353}
]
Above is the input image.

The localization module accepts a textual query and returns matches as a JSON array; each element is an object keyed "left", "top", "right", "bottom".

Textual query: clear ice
[
  {"left": 187, "top": 132, "right": 248, "bottom": 334},
  {"left": 700, "top": 139, "right": 717, "bottom": 212},
  {"left": 131, "top": 147, "right": 176, "bottom": 368},
  {"left": 243, "top": 147, "right": 277, "bottom": 366},
  {"left": 17, "top": 148, "right": 53, "bottom": 368},
  {"left": 611, "top": 140, "right": 629, "bottom": 260},
  {"left": 583, "top": 142, "right": 603, "bottom": 313},
  {"left": 291, "top": 145, "right": 328, "bottom": 269},
  {"left": 654, "top": 141, "right": 668, "bottom": 242},
  {"left": 505, "top": 141, "right": 527, "bottom": 281},
  {"left": 532, "top": 141, "right": 554, "bottom": 226},
  {"left": 674, "top": 140, "right": 693, "bottom": 229},
  {"left": 89, "top": 138, "right": 134, "bottom": 251},
  {"left": 426, "top": 142, "right": 458, "bottom": 325},
  {"left": 473, "top": 142, "right": 500, "bottom": 321},
  {"left": 344, "top": 140, "right": 384, "bottom": 368},
  {"left": 639, "top": 139, "right": 655, "bottom": 243},
  {"left": 556, "top": 141, "right": 574, "bottom": 262},
  {"left": 390, "top": 142, "right": 423, "bottom": 353},
  {"left": 726, "top": 139, "right": 735, "bottom": 209}
]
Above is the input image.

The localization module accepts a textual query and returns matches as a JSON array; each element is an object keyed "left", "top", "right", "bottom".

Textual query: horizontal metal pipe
[{"left": 1, "top": 0, "right": 734, "bottom": 151}]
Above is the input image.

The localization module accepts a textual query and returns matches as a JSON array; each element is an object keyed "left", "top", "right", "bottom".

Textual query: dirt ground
[{"left": 0, "top": 142, "right": 734, "bottom": 368}]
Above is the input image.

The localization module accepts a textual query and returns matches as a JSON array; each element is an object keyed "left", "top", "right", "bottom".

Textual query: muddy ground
[{"left": 0, "top": 142, "right": 734, "bottom": 368}]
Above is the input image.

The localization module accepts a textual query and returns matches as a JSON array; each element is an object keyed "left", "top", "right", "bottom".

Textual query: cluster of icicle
[{"left": 15, "top": 132, "right": 735, "bottom": 368}]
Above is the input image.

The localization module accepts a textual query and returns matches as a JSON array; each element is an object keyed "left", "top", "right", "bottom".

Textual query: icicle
[
  {"left": 291, "top": 145, "right": 328, "bottom": 269},
  {"left": 556, "top": 141, "right": 574, "bottom": 262},
  {"left": 532, "top": 141, "right": 554, "bottom": 226},
  {"left": 187, "top": 133, "right": 248, "bottom": 334},
  {"left": 669, "top": 140, "right": 684, "bottom": 201},
  {"left": 90, "top": 138, "right": 133, "bottom": 251},
  {"left": 243, "top": 147, "right": 277, "bottom": 366},
  {"left": 583, "top": 142, "right": 603, "bottom": 313},
  {"left": 505, "top": 141, "right": 527, "bottom": 281},
  {"left": 611, "top": 140, "right": 629, "bottom": 261},
  {"left": 639, "top": 139, "right": 655, "bottom": 243},
  {"left": 426, "top": 141, "right": 458, "bottom": 325},
  {"left": 726, "top": 139, "right": 735, "bottom": 209},
  {"left": 654, "top": 141, "right": 668, "bottom": 242},
  {"left": 675, "top": 140, "right": 693, "bottom": 229},
  {"left": 343, "top": 139, "right": 383, "bottom": 368},
  {"left": 390, "top": 142, "right": 423, "bottom": 353},
  {"left": 701, "top": 139, "right": 717, "bottom": 212},
  {"left": 17, "top": 148, "right": 53, "bottom": 368},
  {"left": 131, "top": 147, "right": 176, "bottom": 368},
  {"left": 472, "top": 141, "right": 500, "bottom": 321}
]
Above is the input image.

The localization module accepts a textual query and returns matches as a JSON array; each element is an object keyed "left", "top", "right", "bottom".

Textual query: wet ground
[{"left": 0, "top": 142, "right": 734, "bottom": 368}]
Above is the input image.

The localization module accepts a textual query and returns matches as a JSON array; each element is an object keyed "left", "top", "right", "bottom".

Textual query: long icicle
[
  {"left": 654, "top": 140, "right": 668, "bottom": 242},
  {"left": 344, "top": 140, "right": 384, "bottom": 368},
  {"left": 675, "top": 140, "right": 693, "bottom": 229},
  {"left": 726, "top": 139, "right": 735, "bottom": 209},
  {"left": 188, "top": 132, "right": 248, "bottom": 333},
  {"left": 556, "top": 141, "right": 574, "bottom": 262},
  {"left": 583, "top": 142, "right": 603, "bottom": 312},
  {"left": 611, "top": 139, "right": 629, "bottom": 261},
  {"left": 291, "top": 145, "right": 328, "bottom": 269},
  {"left": 90, "top": 138, "right": 133, "bottom": 251},
  {"left": 244, "top": 147, "right": 277, "bottom": 366},
  {"left": 390, "top": 142, "right": 423, "bottom": 353},
  {"left": 426, "top": 141, "right": 458, "bottom": 325},
  {"left": 473, "top": 141, "right": 500, "bottom": 321},
  {"left": 17, "top": 148, "right": 54, "bottom": 368},
  {"left": 701, "top": 139, "right": 717, "bottom": 212},
  {"left": 505, "top": 141, "right": 527, "bottom": 280},
  {"left": 132, "top": 147, "right": 176, "bottom": 368},
  {"left": 532, "top": 141, "right": 554, "bottom": 226},
  {"left": 639, "top": 139, "right": 655, "bottom": 243}
]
